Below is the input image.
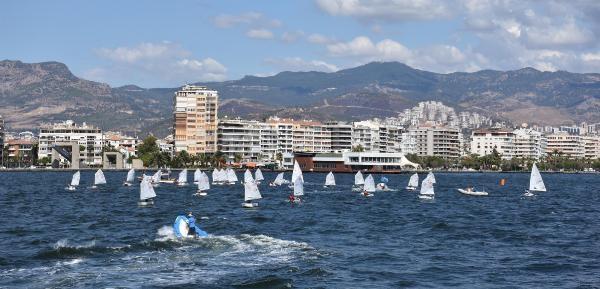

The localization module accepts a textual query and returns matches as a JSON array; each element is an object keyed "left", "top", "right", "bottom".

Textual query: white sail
[
  {"left": 70, "top": 171, "right": 80, "bottom": 186},
  {"left": 354, "top": 171, "right": 365, "bottom": 185},
  {"left": 244, "top": 169, "right": 254, "bottom": 184},
  {"left": 126, "top": 169, "right": 135, "bottom": 183},
  {"left": 274, "top": 172, "right": 285, "bottom": 185},
  {"left": 212, "top": 168, "right": 219, "bottom": 182},
  {"left": 194, "top": 169, "right": 201, "bottom": 183},
  {"left": 244, "top": 180, "right": 262, "bottom": 201},
  {"left": 255, "top": 168, "right": 264, "bottom": 181},
  {"left": 291, "top": 161, "right": 303, "bottom": 184},
  {"left": 219, "top": 169, "right": 227, "bottom": 182},
  {"left": 293, "top": 176, "right": 304, "bottom": 196},
  {"left": 152, "top": 170, "right": 161, "bottom": 183},
  {"left": 178, "top": 169, "right": 188, "bottom": 184},
  {"left": 408, "top": 173, "right": 419, "bottom": 188},
  {"left": 94, "top": 169, "right": 107, "bottom": 185},
  {"left": 529, "top": 163, "right": 546, "bottom": 192},
  {"left": 420, "top": 174, "right": 435, "bottom": 195},
  {"left": 364, "top": 174, "right": 376, "bottom": 192},
  {"left": 325, "top": 171, "right": 336, "bottom": 186},
  {"left": 140, "top": 176, "right": 157, "bottom": 200},
  {"left": 198, "top": 172, "right": 210, "bottom": 191},
  {"left": 227, "top": 168, "right": 238, "bottom": 183},
  {"left": 427, "top": 171, "right": 436, "bottom": 184}
]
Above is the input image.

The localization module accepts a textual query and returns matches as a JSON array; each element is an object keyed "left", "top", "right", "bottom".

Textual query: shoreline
[{"left": 0, "top": 168, "right": 597, "bottom": 174}]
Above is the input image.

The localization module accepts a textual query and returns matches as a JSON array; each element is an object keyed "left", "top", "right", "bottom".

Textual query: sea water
[{"left": 0, "top": 171, "right": 599, "bottom": 288}]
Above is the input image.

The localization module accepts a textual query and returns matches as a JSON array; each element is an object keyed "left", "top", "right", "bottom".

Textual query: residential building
[
  {"left": 173, "top": 85, "right": 218, "bottom": 155},
  {"left": 6, "top": 139, "right": 34, "bottom": 167},
  {"left": 581, "top": 135, "right": 600, "bottom": 160},
  {"left": 410, "top": 125, "right": 460, "bottom": 158},
  {"left": 512, "top": 128, "right": 546, "bottom": 160},
  {"left": 325, "top": 121, "right": 353, "bottom": 152},
  {"left": 38, "top": 120, "right": 104, "bottom": 166},
  {"left": 546, "top": 132, "right": 584, "bottom": 158},
  {"left": 217, "top": 118, "right": 262, "bottom": 162},
  {"left": 470, "top": 129, "right": 514, "bottom": 159},
  {"left": 104, "top": 131, "right": 140, "bottom": 160}
]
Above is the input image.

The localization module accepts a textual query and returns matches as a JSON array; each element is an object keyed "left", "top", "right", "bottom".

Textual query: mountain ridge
[{"left": 1, "top": 59, "right": 598, "bottom": 137}]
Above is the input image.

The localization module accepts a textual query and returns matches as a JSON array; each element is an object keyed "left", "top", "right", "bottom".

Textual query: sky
[{"left": 1, "top": 0, "right": 599, "bottom": 87}]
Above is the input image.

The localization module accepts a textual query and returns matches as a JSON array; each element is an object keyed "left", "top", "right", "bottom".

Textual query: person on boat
[
  {"left": 362, "top": 190, "right": 370, "bottom": 197},
  {"left": 187, "top": 211, "right": 197, "bottom": 236},
  {"left": 288, "top": 193, "right": 295, "bottom": 203}
]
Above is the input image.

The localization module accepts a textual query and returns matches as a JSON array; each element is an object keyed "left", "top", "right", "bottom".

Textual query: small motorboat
[{"left": 457, "top": 188, "right": 488, "bottom": 196}]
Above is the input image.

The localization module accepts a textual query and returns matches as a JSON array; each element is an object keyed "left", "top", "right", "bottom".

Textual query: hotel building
[
  {"left": 173, "top": 85, "right": 218, "bottom": 155},
  {"left": 546, "top": 132, "right": 584, "bottom": 158},
  {"left": 470, "top": 129, "right": 514, "bottom": 159}
]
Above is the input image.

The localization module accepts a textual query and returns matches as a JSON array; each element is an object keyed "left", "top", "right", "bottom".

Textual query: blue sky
[{"left": 1, "top": 0, "right": 599, "bottom": 87}]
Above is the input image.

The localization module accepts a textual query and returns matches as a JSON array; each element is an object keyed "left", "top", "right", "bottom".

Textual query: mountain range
[{"left": 1, "top": 60, "right": 598, "bottom": 137}]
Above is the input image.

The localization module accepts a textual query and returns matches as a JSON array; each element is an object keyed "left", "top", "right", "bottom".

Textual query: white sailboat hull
[
  {"left": 406, "top": 186, "right": 417, "bottom": 191},
  {"left": 138, "top": 199, "right": 154, "bottom": 206},
  {"left": 242, "top": 202, "right": 259, "bottom": 208},
  {"left": 419, "top": 194, "right": 434, "bottom": 200},
  {"left": 457, "top": 189, "right": 488, "bottom": 196}
]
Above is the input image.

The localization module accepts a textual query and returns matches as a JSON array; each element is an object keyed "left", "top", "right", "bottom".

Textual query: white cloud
[
  {"left": 264, "top": 57, "right": 339, "bottom": 72},
  {"left": 307, "top": 33, "right": 335, "bottom": 44},
  {"left": 213, "top": 12, "right": 281, "bottom": 29},
  {"left": 315, "top": 0, "right": 452, "bottom": 21},
  {"left": 90, "top": 42, "right": 227, "bottom": 87},
  {"left": 246, "top": 29, "right": 274, "bottom": 39},
  {"left": 522, "top": 18, "right": 594, "bottom": 48},
  {"left": 281, "top": 30, "right": 305, "bottom": 43},
  {"left": 327, "top": 36, "right": 412, "bottom": 61}
]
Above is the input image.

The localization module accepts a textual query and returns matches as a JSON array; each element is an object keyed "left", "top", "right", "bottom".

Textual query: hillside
[{"left": 0, "top": 60, "right": 598, "bottom": 137}]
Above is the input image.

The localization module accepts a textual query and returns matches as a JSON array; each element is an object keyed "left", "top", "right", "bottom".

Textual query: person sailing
[{"left": 187, "top": 211, "right": 197, "bottom": 236}]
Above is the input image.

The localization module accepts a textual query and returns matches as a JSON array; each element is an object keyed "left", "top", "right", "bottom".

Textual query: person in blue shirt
[{"left": 187, "top": 211, "right": 197, "bottom": 236}]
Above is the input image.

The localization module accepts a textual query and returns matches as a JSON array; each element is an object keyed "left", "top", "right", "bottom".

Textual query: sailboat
[
  {"left": 244, "top": 169, "right": 253, "bottom": 184},
  {"left": 124, "top": 169, "right": 135, "bottom": 186},
  {"left": 176, "top": 169, "right": 188, "bottom": 186},
  {"left": 419, "top": 173, "right": 435, "bottom": 200},
  {"left": 242, "top": 179, "right": 261, "bottom": 208},
  {"left": 255, "top": 168, "right": 264, "bottom": 184},
  {"left": 151, "top": 170, "right": 162, "bottom": 187},
  {"left": 376, "top": 176, "right": 391, "bottom": 191},
  {"left": 406, "top": 173, "right": 419, "bottom": 191},
  {"left": 271, "top": 172, "right": 287, "bottom": 186},
  {"left": 195, "top": 172, "right": 210, "bottom": 196},
  {"left": 211, "top": 168, "right": 219, "bottom": 185},
  {"left": 525, "top": 163, "right": 546, "bottom": 197},
  {"left": 92, "top": 169, "right": 107, "bottom": 189},
  {"left": 66, "top": 171, "right": 80, "bottom": 191},
  {"left": 290, "top": 175, "right": 304, "bottom": 203},
  {"left": 193, "top": 169, "right": 201, "bottom": 184},
  {"left": 289, "top": 161, "right": 303, "bottom": 188},
  {"left": 138, "top": 175, "right": 156, "bottom": 206},
  {"left": 226, "top": 168, "right": 238, "bottom": 185},
  {"left": 362, "top": 174, "right": 376, "bottom": 197},
  {"left": 324, "top": 171, "right": 336, "bottom": 188},
  {"left": 352, "top": 171, "right": 365, "bottom": 192}
]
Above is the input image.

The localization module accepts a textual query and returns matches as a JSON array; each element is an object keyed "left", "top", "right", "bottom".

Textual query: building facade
[
  {"left": 0, "top": 115, "right": 4, "bottom": 166},
  {"left": 173, "top": 85, "right": 218, "bottom": 155},
  {"left": 546, "top": 133, "right": 584, "bottom": 158},
  {"left": 470, "top": 129, "right": 514, "bottom": 159},
  {"left": 512, "top": 128, "right": 546, "bottom": 160},
  {"left": 410, "top": 126, "right": 460, "bottom": 158},
  {"left": 38, "top": 120, "right": 104, "bottom": 166}
]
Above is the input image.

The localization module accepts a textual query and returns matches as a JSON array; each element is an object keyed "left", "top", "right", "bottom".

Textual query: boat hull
[{"left": 457, "top": 189, "right": 488, "bottom": 196}]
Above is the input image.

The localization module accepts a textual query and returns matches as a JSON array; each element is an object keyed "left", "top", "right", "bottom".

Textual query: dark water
[{"left": 0, "top": 171, "right": 599, "bottom": 288}]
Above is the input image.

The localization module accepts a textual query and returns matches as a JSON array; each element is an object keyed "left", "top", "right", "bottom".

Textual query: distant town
[{"left": 0, "top": 84, "right": 599, "bottom": 172}]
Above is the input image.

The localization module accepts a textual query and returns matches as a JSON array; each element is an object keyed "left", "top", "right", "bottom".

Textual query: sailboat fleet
[{"left": 61, "top": 161, "right": 549, "bottom": 211}]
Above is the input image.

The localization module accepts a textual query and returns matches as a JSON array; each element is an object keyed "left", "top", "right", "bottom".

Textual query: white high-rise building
[
  {"left": 546, "top": 132, "right": 584, "bottom": 158},
  {"left": 470, "top": 129, "right": 514, "bottom": 159},
  {"left": 512, "top": 128, "right": 546, "bottom": 160}
]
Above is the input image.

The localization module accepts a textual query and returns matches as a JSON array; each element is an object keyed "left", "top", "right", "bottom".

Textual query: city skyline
[{"left": 2, "top": 0, "right": 599, "bottom": 87}]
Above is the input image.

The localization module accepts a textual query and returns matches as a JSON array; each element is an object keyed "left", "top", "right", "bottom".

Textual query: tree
[
  {"left": 234, "top": 153, "right": 243, "bottom": 164},
  {"left": 138, "top": 136, "right": 160, "bottom": 167},
  {"left": 352, "top": 144, "right": 365, "bottom": 152}
]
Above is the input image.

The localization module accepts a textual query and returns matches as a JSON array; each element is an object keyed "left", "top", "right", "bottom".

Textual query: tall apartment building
[
  {"left": 512, "top": 128, "right": 546, "bottom": 160},
  {"left": 546, "top": 132, "right": 584, "bottom": 158},
  {"left": 217, "top": 119, "right": 262, "bottom": 162},
  {"left": 410, "top": 126, "right": 460, "bottom": 158},
  {"left": 470, "top": 129, "right": 514, "bottom": 159},
  {"left": 325, "top": 121, "right": 353, "bottom": 152},
  {"left": 173, "top": 85, "right": 218, "bottom": 155},
  {"left": 352, "top": 120, "right": 403, "bottom": 153},
  {"left": 38, "top": 120, "right": 104, "bottom": 165}
]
